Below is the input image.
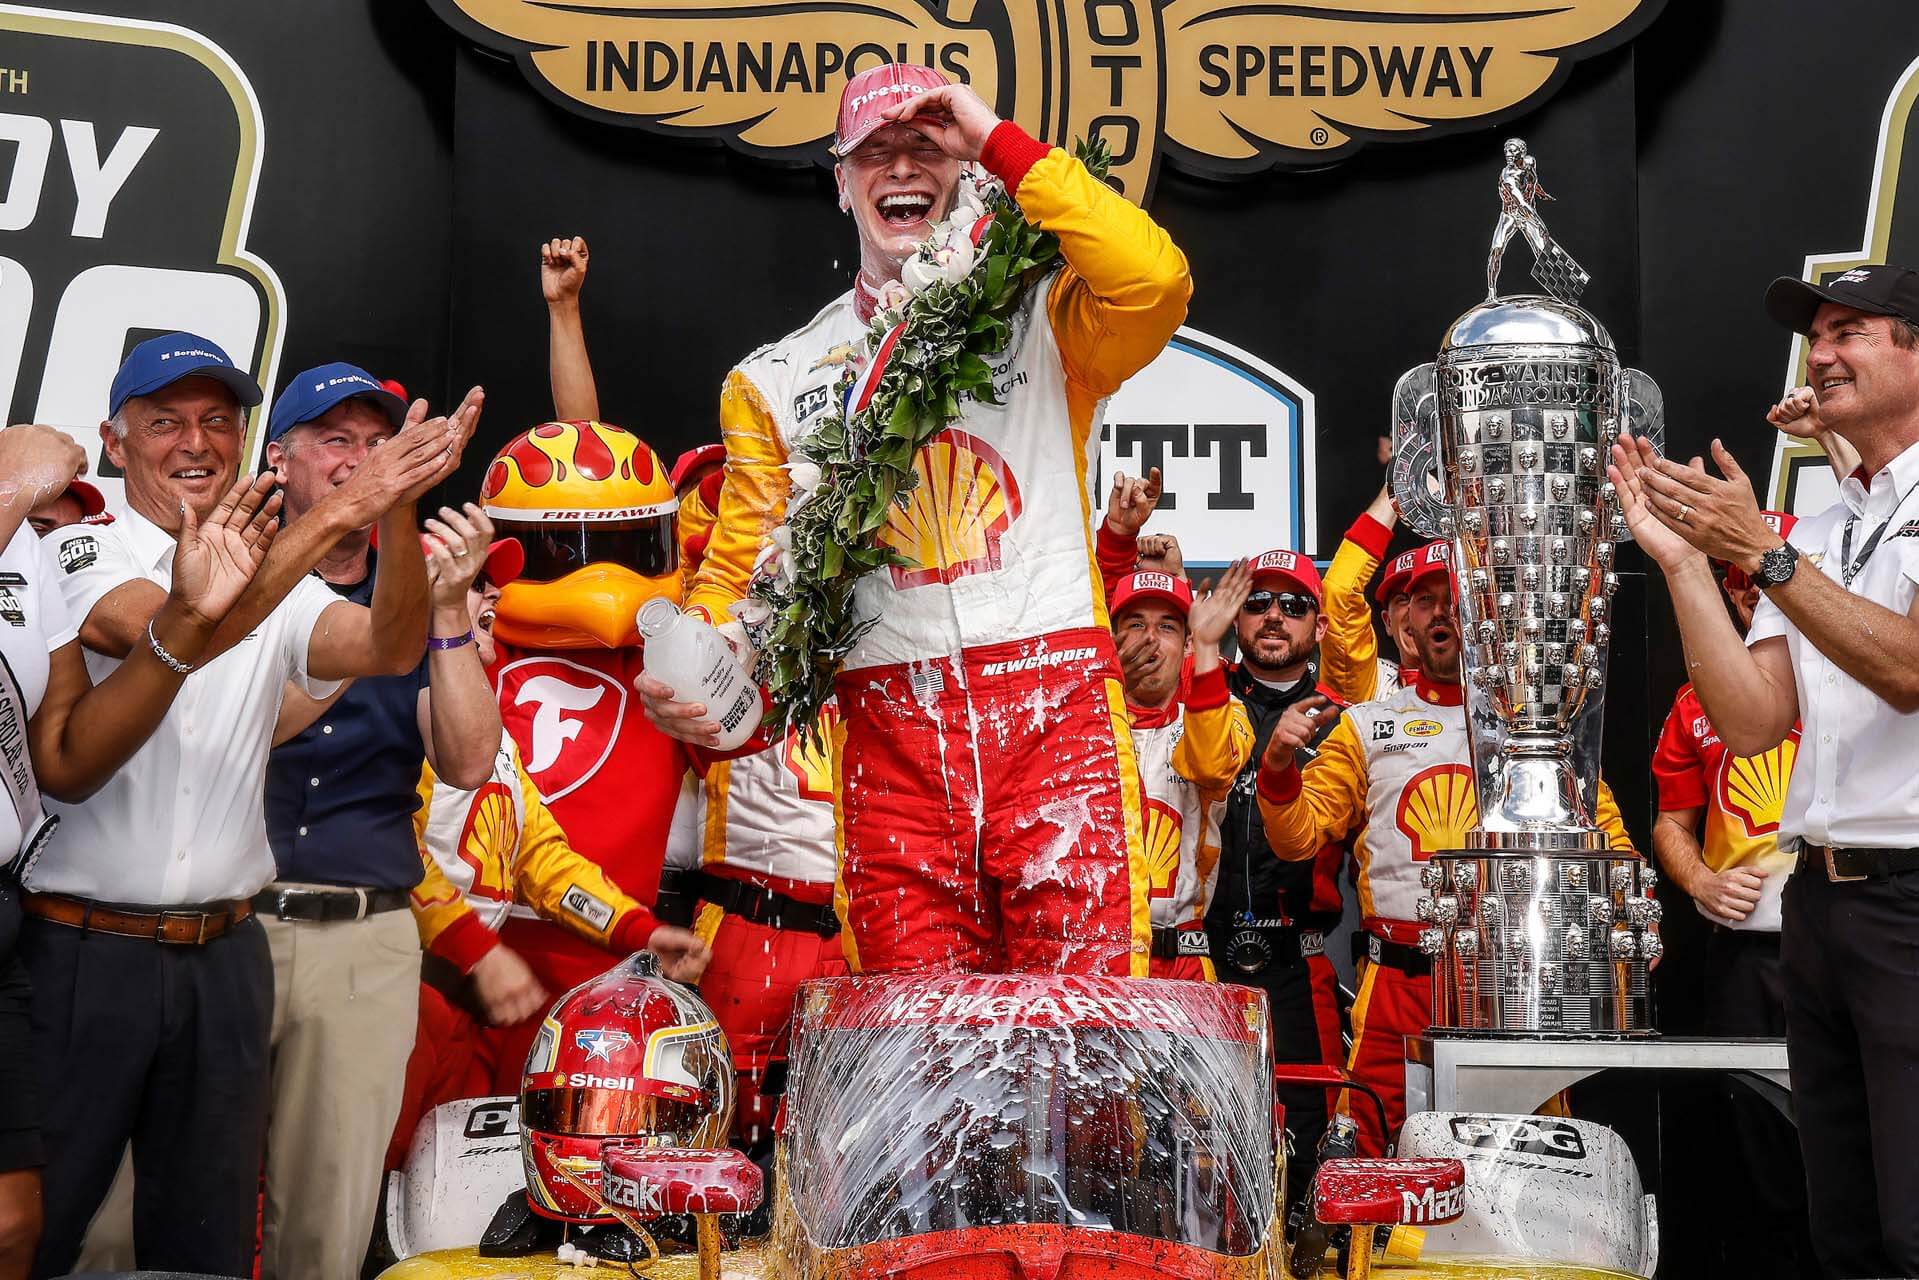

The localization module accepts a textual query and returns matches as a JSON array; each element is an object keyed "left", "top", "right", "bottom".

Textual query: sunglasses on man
[{"left": 1242, "top": 591, "right": 1315, "bottom": 619}]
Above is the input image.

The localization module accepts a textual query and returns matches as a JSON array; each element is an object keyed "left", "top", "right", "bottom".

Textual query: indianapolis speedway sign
[{"left": 428, "top": 0, "right": 1665, "bottom": 199}]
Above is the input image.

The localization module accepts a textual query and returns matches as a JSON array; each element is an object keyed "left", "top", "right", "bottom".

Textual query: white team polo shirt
[
  {"left": 31, "top": 505, "right": 342, "bottom": 905},
  {"left": 1748, "top": 436, "right": 1919, "bottom": 849},
  {"left": 0, "top": 524, "right": 77, "bottom": 859}
]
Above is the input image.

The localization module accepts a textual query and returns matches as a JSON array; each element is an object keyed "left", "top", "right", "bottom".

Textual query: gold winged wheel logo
[{"left": 432, "top": 0, "right": 1662, "bottom": 199}]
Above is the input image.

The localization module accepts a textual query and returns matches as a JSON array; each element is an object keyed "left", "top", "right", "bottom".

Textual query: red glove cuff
[
  {"left": 432, "top": 911, "right": 499, "bottom": 975},
  {"left": 1257, "top": 759, "right": 1303, "bottom": 807},
  {"left": 1346, "top": 513, "right": 1393, "bottom": 560},
  {"left": 610, "top": 908, "right": 661, "bottom": 955},
  {"left": 1186, "top": 666, "right": 1230, "bottom": 712},
  {"left": 980, "top": 121, "right": 1053, "bottom": 195}
]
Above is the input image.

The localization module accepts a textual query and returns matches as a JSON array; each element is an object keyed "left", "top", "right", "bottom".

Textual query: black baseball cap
[{"left": 1765, "top": 264, "right": 1919, "bottom": 334}]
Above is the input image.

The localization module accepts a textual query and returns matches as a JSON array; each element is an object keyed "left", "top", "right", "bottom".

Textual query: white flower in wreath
[
  {"left": 783, "top": 460, "right": 823, "bottom": 516},
  {"left": 933, "top": 236, "right": 976, "bottom": 284},
  {"left": 875, "top": 278, "right": 911, "bottom": 317},
  {"left": 901, "top": 252, "right": 944, "bottom": 295}
]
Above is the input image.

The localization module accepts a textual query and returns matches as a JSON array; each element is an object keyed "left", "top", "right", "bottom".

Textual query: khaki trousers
[{"left": 261, "top": 904, "right": 420, "bottom": 1280}]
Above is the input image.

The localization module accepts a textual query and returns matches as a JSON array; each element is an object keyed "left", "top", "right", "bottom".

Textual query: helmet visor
[
  {"left": 522, "top": 1086, "right": 715, "bottom": 1145},
  {"left": 494, "top": 516, "right": 678, "bottom": 584}
]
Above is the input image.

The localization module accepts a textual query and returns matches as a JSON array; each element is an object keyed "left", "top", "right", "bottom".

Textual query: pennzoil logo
[
  {"left": 1395, "top": 762, "right": 1477, "bottom": 861},
  {"left": 1404, "top": 719, "right": 1443, "bottom": 738},
  {"left": 427, "top": 0, "right": 1663, "bottom": 199}
]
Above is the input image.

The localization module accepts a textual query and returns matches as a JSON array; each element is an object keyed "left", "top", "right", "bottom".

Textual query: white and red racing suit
[
  {"left": 687, "top": 122, "right": 1190, "bottom": 976},
  {"left": 690, "top": 706, "right": 846, "bottom": 1147},
  {"left": 1130, "top": 669, "right": 1254, "bottom": 980},
  {"left": 1258, "top": 676, "right": 1635, "bottom": 1153}
]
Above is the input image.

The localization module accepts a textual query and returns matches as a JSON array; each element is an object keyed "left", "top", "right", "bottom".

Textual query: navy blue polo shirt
[{"left": 264, "top": 558, "right": 429, "bottom": 890}]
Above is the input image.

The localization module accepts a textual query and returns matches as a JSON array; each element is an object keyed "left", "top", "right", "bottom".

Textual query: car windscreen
[{"left": 782, "top": 1020, "right": 1274, "bottom": 1256}]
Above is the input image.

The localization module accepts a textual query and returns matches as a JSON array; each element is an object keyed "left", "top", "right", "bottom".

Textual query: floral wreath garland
[{"left": 737, "top": 138, "right": 1113, "bottom": 740}]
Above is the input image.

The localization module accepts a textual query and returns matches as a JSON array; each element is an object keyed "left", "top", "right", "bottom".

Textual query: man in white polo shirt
[
  {"left": 20, "top": 333, "right": 476, "bottom": 1276},
  {"left": 1612, "top": 265, "right": 1919, "bottom": 1276}
]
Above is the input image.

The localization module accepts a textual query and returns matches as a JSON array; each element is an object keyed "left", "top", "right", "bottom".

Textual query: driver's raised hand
[{"left": 882, "top": 84, "right": 1003, "bottom": 162}]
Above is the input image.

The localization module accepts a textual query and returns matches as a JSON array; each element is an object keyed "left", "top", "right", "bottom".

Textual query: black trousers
[
  {"left": 20, "top": 913, "right": 273, "bottom": 1278},
  {"left": 1702, "top": 926, "right": 1816, "bottom": 1278},
  {"left": 1781, "top": 866, "right": 1919, "bottom": 1278},
  {"left": 0, "top": 888, "right": 40, "bottom": 1173}
]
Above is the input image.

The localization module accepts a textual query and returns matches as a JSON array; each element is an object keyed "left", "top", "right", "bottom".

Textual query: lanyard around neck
[{"left": 1841, "top": 475, "right": 1919, "bottom": 588}]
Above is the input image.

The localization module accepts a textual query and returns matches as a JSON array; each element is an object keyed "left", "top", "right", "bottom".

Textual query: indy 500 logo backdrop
[
  {"left": 0, "top": 5, "right": 286, "bottom": 495},
  {"left": 429, "top": 0, "right": 1662, "bottom": 201}
]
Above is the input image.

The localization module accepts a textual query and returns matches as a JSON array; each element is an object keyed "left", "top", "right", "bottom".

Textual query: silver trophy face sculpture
[{"left": 1397, "top": 140, "right": 1662, "bottom": 1037}]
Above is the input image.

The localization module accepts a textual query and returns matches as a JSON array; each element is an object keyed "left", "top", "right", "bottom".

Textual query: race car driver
[
  {"left": 1109, "top": 565, "right": 1254, "bottom": 978},
  {"left": 1320, "top": 482, "right": 1418, "bottom": 704},
  {"left": 1257, "top": 541, "right": 1637, "bottom": 1154},
  {"left": 653, "top": 63, "right": 1190, "bottom": 976}
]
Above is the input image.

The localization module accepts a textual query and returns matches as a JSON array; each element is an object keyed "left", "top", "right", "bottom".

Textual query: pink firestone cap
[{"left": 833, "top": 63, "right": 951, "bottom": 157}]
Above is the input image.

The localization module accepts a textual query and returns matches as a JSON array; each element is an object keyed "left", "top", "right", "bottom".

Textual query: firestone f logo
[{"left": 516, "top": 676, "right": 607, "bottom": 774}]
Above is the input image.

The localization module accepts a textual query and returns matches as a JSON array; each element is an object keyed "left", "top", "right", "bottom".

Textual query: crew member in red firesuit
[{"left": 646, "top": 64, "right": 1190, "bottom": 975}]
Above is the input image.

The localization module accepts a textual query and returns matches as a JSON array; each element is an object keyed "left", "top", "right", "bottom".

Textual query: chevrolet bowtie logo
[{"left": 430, "top": 0, "right": 1663, "bottom": 199}]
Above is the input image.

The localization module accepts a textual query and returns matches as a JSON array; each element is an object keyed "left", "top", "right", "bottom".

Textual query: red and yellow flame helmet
[{"left": 481, "top": 421, "right": 679, "bottom": 651}]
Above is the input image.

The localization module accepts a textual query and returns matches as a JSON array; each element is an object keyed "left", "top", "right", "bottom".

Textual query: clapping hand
[
  {"left": 336, "top": 388, "right": 486, "bottom": 525},
  {"left": 0, "top": 424, "right": 87, "bottom": 512},
  {"left": 169, "top": 473, "right": 283, "bottom": 627},
  {"left": 423, "top": 503, "right": 496, "bottom": 609},
  {"left": 1187, "top": 560, "right": 1253, "bottom": 651}
]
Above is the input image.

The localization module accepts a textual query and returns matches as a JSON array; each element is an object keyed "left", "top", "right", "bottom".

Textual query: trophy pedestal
[{"left": 1420, "top": 849, "right": 1658, "bottom": 1039}]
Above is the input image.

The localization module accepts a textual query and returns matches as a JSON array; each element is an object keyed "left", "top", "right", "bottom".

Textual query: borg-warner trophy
[{"left": 1394, "top": 140, "right": 1663, "bottom": 1037}]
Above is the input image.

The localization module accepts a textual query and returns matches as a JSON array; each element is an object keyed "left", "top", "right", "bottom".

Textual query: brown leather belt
[
  {"left": 22, "top": 891, "right": 252, "bottom": 945},
  {"left": 1799, "top": 844, "right": 1919, "bottom": 883}
]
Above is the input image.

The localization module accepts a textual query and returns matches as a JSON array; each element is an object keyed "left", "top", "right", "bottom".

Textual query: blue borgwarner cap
[
  {"left": 267, "top": 362, "right": 408, "bottom": 443},
  {"left": 108, "top": 332, "right": 264, "bottom": 418}
]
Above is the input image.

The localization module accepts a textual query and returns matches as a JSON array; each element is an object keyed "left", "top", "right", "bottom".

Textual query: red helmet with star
[
  {"left": 481, "top": 421, "right": 680, "bottom": 650},
  {"left": 519, "top": 953, "right": 735, "bottom": 1224}
]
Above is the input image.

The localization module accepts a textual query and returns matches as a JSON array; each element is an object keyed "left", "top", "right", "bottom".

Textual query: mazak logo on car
[{"left": 1401, "top": 1181, "right": 1465, "bottom": 1224}]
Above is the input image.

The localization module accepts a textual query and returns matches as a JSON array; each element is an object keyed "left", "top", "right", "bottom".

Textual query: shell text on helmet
[
  {"left": 482, "top": 421, "right": 676, "bottom": 521},
  {"left": 1395, "top": 763, "right": 1479, "bottom": 861},
  {"left": 883, "top": 429, "right": 1025, "bottom": 589},
  {"left": 1141, "top": 796, "right": 1184, "bottom": 900},
  {"left": 1719, "top": 732, "right": 1798, "bottom": 839}
]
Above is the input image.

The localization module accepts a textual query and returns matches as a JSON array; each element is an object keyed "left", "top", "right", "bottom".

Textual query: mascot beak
[{"left": 492, "top": 566, "right": 682, "bottom": 651}]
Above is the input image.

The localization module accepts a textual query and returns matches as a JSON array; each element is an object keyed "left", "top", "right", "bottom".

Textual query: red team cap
[
  {"left": 1111, "top": 570, "right": 1193, "bottom": 619},
  {"left": 833, "top": 63, "right": 951, "bottom": 156},
  {"left": 62, "top": 480, "right": 107, "bottom": 519},
  {"left": 1404, "top": 541, "right": 1454, "bottom": 593},
  {"left": 669, "top": 443, "right": 725, "bottom": 494},
  {"left": 1249, "top": 548, "right": 1323, "bottom": 604},
  {"left": 1376, "top": 547, "right": 1418, "bottom": 604}
]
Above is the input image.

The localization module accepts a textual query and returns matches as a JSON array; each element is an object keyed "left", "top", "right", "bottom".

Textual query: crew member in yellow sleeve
[
  {"left": 1256, "top": 541, "right": 1637, "bottom": 1154},
  {"left": 1110, "top": 564, "right": 1255, "bottom": 979},
  {"left": 643, "top": 63, "right": 1190, "bottom": 977},
  {"left": 1319, "top": 482, "right": 1418, "bottom": 704}
]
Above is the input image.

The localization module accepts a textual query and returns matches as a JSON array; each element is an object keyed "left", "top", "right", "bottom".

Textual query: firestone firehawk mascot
[
  {"left": 478, "top": 420, "right": 721, "bottom": 1073},
  {"left": 672, "top": 64, "right": 1191, "bottom": 978}
]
